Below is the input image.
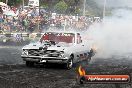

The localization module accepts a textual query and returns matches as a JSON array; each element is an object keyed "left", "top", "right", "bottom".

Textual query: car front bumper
[{"left": 21, "top": 55, "right": 69, "bottom": 63}]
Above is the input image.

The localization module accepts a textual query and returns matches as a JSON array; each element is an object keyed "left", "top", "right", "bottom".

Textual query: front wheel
[{"left": 65, "top": 58, "right": 73, "bottom": 69}]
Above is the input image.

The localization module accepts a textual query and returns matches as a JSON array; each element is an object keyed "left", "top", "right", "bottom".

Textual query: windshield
[{"left": 40, "top": 33, "right": 75, "bottom": 44}]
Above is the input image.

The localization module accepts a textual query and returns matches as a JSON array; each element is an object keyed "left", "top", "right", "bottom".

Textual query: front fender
[{"left": 63, "top": 50, "right": 74, "bottom": 59}]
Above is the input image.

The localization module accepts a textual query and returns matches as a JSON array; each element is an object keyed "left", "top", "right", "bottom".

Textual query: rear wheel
[
  {"left": 84, "top": 56, "right": 91, "bottom": 65},
  {"left": 86, "top": 56, "right": 92, "bottom": 62},
  {"left": 26, "top": 61, "right": 34, "bottom": 67},
  {"left": 81, "top": 53, "right": 92, "bottom": 66}
]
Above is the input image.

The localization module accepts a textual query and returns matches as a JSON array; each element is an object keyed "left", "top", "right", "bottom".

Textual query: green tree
[
  {"left": 7, "top": 0, "right": 22, "bottom": 6},
  {"left": 54, "top": 0, "right": 68, "bottom": 14},
  {"left": 40, "top": 3, "right": 49, "bottom": 9},
  {"left": 0, "top": 0, "right": 6, "bottom": 3}
]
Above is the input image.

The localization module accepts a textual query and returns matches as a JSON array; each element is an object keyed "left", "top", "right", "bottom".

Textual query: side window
[
  {"left": 72, "top": 37, "right": 75, "bottom": 43},
  {"left": 77, "top": 33, "right": 81, "bottom": 44}
]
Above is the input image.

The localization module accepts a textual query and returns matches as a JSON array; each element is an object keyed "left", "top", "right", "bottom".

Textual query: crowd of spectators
[{"left": 0, "top": 6, "right": 101, "bottom": 33}]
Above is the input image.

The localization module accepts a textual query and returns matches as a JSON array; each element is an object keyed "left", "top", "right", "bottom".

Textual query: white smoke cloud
[
  {"left": 95, "top": 0, "right": 132, "bottom": 8},
  {"left": 84, "top": 9, "right": 132, "bottom": 58}
]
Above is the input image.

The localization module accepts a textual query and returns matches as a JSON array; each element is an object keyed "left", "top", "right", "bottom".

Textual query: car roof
[{"left": 44, "top": 31, "right": 79, "bottom": 34}]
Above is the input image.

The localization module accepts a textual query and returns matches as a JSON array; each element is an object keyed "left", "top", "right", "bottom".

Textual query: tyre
[
  {"left": 65, "top": 57, "right": 73, "bottom": 69},
  {"left": 26, "top": 61, "right": 34, "bottom": 67},
  {"left": 86, "top": 56, "right": 91, "bottom": 62},
  {"left": 81, "top": 54, "right": 92, "bottom": 66}
]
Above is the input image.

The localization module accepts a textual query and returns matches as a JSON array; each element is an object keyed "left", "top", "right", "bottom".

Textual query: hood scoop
[{"left": 57, "top": 46, "right": 61, "bottom": 47}]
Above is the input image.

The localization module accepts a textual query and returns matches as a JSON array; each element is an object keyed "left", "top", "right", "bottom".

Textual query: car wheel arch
[{"left": 70, "top": 53, "right": 74, "bottom": 59}]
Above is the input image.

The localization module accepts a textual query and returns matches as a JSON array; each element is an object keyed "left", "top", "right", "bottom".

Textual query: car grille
[
  {"left": 28, "top": 49, "right": 60, "bottom": 57},
  {"left": 46, "top": 50, "right": 60, "bottom": 57},
  {"left": 28, "top": 49, "right": 44, "bottom": 56}
]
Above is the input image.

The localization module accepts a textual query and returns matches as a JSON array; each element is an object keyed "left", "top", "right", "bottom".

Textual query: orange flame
[{"left": 78, "top": 66, "right": 86, "bottom": 76}]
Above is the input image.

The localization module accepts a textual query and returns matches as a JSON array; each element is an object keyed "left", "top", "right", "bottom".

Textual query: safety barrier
[{"left": 0, "top": 33, "right": 42, "bottom": 37}]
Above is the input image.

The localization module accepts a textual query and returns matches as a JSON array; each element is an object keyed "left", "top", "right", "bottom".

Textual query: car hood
[
  {"left": 22, "top": 42, "right": 73, "bottom": 51},
  {"left": 22, "top": 42, "right": 44, "bottom": 49},
  {"left": 47, "top": 43, "right": 73, "bottom": 51},
  {"left": 47, "top": 46, "right": 66, "bottom": 51}
]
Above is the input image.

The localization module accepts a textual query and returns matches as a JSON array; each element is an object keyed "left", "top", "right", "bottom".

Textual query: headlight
[{"left": 22, "top": 50, "right": 28, "bottom": 55}]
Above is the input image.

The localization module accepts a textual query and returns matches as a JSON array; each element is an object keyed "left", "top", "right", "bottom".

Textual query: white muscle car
[{"left": 21, "top": 32, "right": 96, "bottom": 69}]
